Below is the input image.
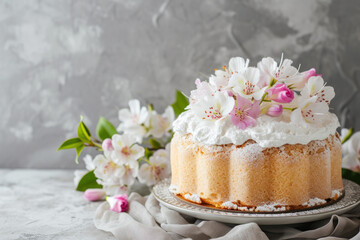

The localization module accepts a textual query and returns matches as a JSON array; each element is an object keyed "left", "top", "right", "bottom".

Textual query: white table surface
[{"left": 0, "top": 169, "right": 114, "bottom": 240}]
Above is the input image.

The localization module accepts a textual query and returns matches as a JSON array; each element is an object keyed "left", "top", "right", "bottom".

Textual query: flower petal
[
  {"left": 128, "top": 99, "right": 141, "bottom": 115},
  {"left": 229, "top": 57, "right": 249, "bottom": 73}
]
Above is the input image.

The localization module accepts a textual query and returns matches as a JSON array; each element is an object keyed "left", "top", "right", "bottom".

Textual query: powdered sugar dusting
[
  {"left": 184, "top": 193, "right": 202, "bottom": 203},
  {"left": 231, "top": 143, "right": 265, "bottom": 162},
  {"left": 221, "top": 201, "right": 238, "bottom": 210},
  {"left": 256, "top": 205, "right": 286, "bottom": 212},
  {"left": 222, "top": 201, "right": 286, "bottom": 212},
  {"left": 331, "top": 189, "right": 342, "bottom": 199},
  {"left": 169, "top": 185, "right": 179, "bottom": 194},
  {"left": 178, "top": 188, "right": 344, "bottom": 212},
  {"left": 302, "top": 198, "right": 327, "bottom": 207}
]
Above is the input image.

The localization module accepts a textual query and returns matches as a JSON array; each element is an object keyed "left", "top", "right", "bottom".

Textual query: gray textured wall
[{"left": 1, "top": 0, "right": 359, "bottom": 169}]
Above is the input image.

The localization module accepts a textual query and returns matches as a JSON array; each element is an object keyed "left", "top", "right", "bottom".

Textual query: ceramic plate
[{"left": 153, "top": 179, "right": 360, "bottom": 225}]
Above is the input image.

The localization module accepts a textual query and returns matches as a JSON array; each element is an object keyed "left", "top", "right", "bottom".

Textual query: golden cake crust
[{"left": 170, "top": 133, "right": 343, "bottom": 212}]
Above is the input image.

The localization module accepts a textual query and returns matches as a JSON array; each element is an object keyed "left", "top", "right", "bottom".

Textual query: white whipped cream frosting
[{"left": 173, "top": 110, "right": 340, "bottom": 148}]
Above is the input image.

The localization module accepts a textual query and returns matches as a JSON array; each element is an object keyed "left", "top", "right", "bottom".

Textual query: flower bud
[
  {"left": 106, "top": 194, "right": 129, "bottom": 213},
  {"left": 84, "top": 189, "right": 106, "bottom": 201},
  {"left": 302, "top": 68, "right": 321, "bottom": 81},
  {"left": 267, "top": 84, "right": 294, "bottom": 103},
  {"left": 102, "top": 138, "right": 114, "bottom": 152},
  {"left": 267, "top": 104, "right": 283, "bottom": 117}
]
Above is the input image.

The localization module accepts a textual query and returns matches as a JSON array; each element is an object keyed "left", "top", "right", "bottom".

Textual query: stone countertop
[
  {"left": 2, "top": 169, "right": 360, "bottom": 240},
  {"left": 0, "top": 169, "right": 114, "bottom": 240}
]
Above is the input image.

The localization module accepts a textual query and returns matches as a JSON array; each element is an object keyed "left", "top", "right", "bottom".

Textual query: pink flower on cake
[
  {"left": 230, "top": 95, "right": 260, "bottom": 130},
  {"left": 266, "top": 84, "right": 294, "bottom": 103},
  {"left": 257, "top": 56, "right": 302, "bottom": 88},
  {"left": 266, "top": 104, "right": 283, "bottom": 117},
  {"left": 290, "top": 97, "right": 329, "bottom": 124},
  {"left": 300, "top": 76, "right": 335, "bottom": 104},
  {"left": 191, "top": 91, "right": 235, "bottom": 121},
  {"left": 287, "top": 68, "right": 322, "bottom": 90},
  {"left": 111, "top": 134, "right": 144, "bottom": 165},
  {"left": 84, "top": 189, "right": 106, "bottom": 201},
  {"left": 227, "top": 67, "right": 266, "bottom": 100},
  {"left": 107, "top": 194, "right": 129, "bottom": 213},
  {"left": 117, "top": 99, "right": 149, "bottom": 143},
  {"left": 302, "top": 68, "right": 321, "bottom": 82}
]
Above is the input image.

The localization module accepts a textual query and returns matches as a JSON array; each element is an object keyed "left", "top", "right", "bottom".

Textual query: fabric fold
[{"left": 94, "top": 193, "right": 360, "bottom": 240}]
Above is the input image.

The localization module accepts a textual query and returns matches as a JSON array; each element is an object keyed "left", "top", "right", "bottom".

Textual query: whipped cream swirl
[{"left": 173, "top": 110, "right": 340, "bottom": 148}]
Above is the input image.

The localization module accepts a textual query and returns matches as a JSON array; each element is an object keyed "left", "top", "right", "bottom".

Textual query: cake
[{"left": 169, "top": 56, "right": 343, "bottom": 212}]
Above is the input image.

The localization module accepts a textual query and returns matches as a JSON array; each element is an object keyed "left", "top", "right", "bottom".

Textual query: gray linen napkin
[{"left": 94, "top": 192, "right": 360, "bottom": 240}]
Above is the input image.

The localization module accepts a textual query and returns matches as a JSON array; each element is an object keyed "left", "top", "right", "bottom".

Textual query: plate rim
[{"left": 152, "top": 178, "right": 360, "bottom": 225}]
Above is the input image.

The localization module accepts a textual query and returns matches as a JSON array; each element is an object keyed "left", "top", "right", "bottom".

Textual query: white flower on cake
[
  {"left": 190, "top": 79, "right": 216, "bottom": 104},
  {"left": 228, "top": 57, "right": 250, "bottom": 74},
  {"left": 300, "top": 76, "right": 335, "bottom": 104},
  {"left": 146, "top": 106, "right": 175, "bottom": 138},
  {"left": 291, "top": 96, "right": 329, "bottom": 123},
  {"left": 257, "top": 56, "right": 302, "bottom": 88},
  {"left": 111, "top": 134, "right": 145, "bottom": 165},
  {"left": 191, "top": 91, "right": 235, "bottom": 121},
  {"left": 117, "top": 99, "right": 149, "bottom": 142},
  {"left": 299, "top": 68, "right": 322, "bottom": 89},
  {"left": 184, "top": 55, "right": 338, "bottom": 132},
  {"left": 228, "top": 67, "right": 266, "bottom": 100},
  {"left": 209, "top": 57, "right": 249, "bottom": 91},
  {"left": 208, "top": 57, "right": 249, "bottom": 92},
  {"left": 209, "top": 70, "right": 230, "bottom": 91}
]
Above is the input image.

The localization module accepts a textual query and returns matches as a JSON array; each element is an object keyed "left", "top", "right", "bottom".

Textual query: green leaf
[
  {"left": 76, "top": 170, "right": 102, "bottom": 192},
  {"left": 148, "top": 103, "right": 154, "bottom": 111},
  {"left": 78, "top": 120, "right": 91, "bottom": 143},
  {"left": 269, "top": 78, "right": 277, "bottom": 87},
  {"left": 149, "top": 138, "right": 162, "bottom": 149},
  {"left": 171, "top": 90, "right": 189, "bottom": 117},
  {"left": 75, "top": 144, "right": 84, "bottom": 164},
  {"left": 57, "top": 138, "right": 83, "bottom": 151},
  {"left": 341, "top": 128, "right": 354, "bottom": 144},
  {"left": 96, "top": 117, "right": 117, "bottom": 141},
  {"left": 144, "top": 148, "right": 153, "bottom": 159},
  {"left": 342, "top": 168, "right": 360, "bottom": 185}
]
